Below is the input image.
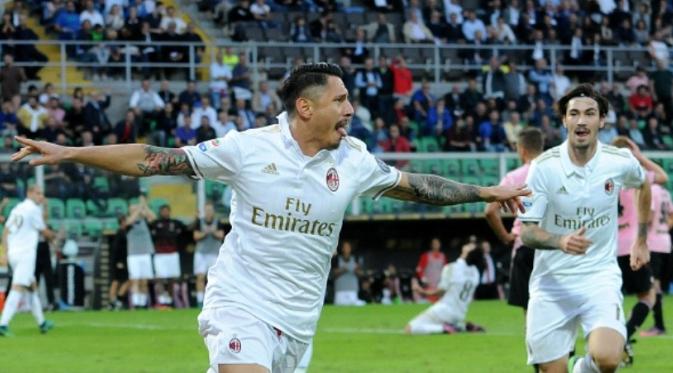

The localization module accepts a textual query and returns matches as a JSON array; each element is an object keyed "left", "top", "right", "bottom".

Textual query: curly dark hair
[{"left": 556, "top": 83, "right": 609, "bottom": 118}]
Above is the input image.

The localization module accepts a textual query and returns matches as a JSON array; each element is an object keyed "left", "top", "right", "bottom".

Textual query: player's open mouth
[{"left": 575, "top": 128, "right": 590, "bottom": 139}]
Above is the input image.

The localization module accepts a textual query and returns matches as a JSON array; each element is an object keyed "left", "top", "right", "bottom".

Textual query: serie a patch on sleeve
[{"left": 198, "top": 138, "right": 222, "bottom": 152}]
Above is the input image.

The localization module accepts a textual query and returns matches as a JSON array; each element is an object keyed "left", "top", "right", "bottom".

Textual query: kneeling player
[{"left": 405, "top": 242, "right": 484, "bottom": 335}]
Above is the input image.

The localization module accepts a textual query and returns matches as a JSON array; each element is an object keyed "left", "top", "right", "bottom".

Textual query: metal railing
[{"left": 0, "top": 40, "right": 662, "bottom": 91}]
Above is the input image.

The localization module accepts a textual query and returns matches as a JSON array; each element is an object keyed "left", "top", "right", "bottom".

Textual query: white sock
[
  {"left": 0, "top": 291, "right": 23, "bottom": 326},
  {"left": 409, "top": 322, "right": 445, "bottom": 334},
  {"left": 196, "top": 292, "right": 204, "bottom": 304},
  {"left": 573, "top": 355, "right": 599, "bottom": 373},
  {"left": 30, "top": 292, "right": 45, "bottom": 325}
]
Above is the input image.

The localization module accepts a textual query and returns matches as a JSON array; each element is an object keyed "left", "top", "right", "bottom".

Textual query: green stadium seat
[
  {"left": 479, "top": 159, "right": 499, "bottom": 176},
  {"left": 83, "top": 218, "right": 104, "bottom": 237},
  {"left": 411, "top": 138, "right": 423, "bottom": 152},
  {"left": 66, "top": 198, "right": 87, "bottom": 219},
  {"left": 86, "top": 200, "right": 106, "bottom": 217},
  {"left": 3, "top": 198, "right": 19, "bottom": 216},
  {"left": 460, "top": 159, "right": 480, "bottom": 175},
  {"left": 65, "top": 219, "right": 83, "bottom": 238},
  {"left": 48, "top": 199, "right": 66, "bottom": 219},
  {"left": 107, "top": 198, "right": 128, "bottom": 217},
  {"left": 481, "top": 176, "right": 499, "bottom": 186},
  {"left": 408, "top": 160, "right": 425, "bottom": 173},
  {"left": 425, "top": 159, "right": 443, "bottom": 175},
  {"left": 462, "top": 176, "right": 481, "bottom": 186},
  {"left": 663, "top": 135, "right": 673, "bottom": 148},
  {"left": 507, "top": 158, "right": 521, "bottom": 171},
  {"left": 93, "top": 176, "right": 110, "bottom": 193},
  {"left": 102, "top": 218, "right": 120, "bottom": 232},
  {"left": 421, "top": 137, "right": 440, "bottom": 152},
  {"left": 441, "top": 160, "right": 461, "bottom": 177}
]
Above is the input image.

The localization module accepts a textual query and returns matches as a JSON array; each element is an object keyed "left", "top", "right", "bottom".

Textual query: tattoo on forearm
[
  {"left": 388, "top": 174, "right": 481, "bottom": 205},
  {"left": 637, "top": 222, "right": 648, "bottom": 239},
  {"left": 521, "top": 223, "right": 563, "bottom": 250},
  {"left": 137, "top": 146, "right": 195, "bottom": 176}
]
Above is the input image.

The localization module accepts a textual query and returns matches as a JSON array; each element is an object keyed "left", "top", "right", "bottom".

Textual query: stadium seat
[
  {"left": 507, "top": 158, "right": 521, "bottom": 171},
  {"left": 420, "top": 137, "right": 440, "bottom": 152},
  {"left": 66, "top": 198, "right": 87, "bottom": 219},
  {"left": 441, "top": 159, "right": 461, "bottom": 177},
  {"left": 93, "top": 176, "right": 110, "bottom": 193},
  {"left": 48, "top": 199, "right": 66, "bottom": 219},
  {"left": 481, "top": 176, "right": 499, "bottom": 186},
  {"left": 479, "top": 159, "right": 499, "bottom": 176},
  {"left": 460, "top": 159, "right": 480, "bottom": 175},
  {"left": 83, "top": 218, "right": 104, "bottom": 237},
  {"left": 64, "top": 219, "right": 83, "bottom": 238},
  {"left": 107, "top": 198, "right": 128, "bottom": 217},
  {"left": 102, "top": 218, "right": 119, "bottom": 233}
]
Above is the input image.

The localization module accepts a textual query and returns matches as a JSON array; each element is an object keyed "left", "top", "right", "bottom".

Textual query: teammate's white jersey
[
  {"left": 5, "top": 198, "right": 45, "bottom": 258},
  {"left": 183, "top": 112, "right": 401, "bottom": 343},
  {"left": 435, "top": 258, "right": 480, "bottom": 321},
  {"left": 518, "top": 141, "right": 645, "bottom": 299}
]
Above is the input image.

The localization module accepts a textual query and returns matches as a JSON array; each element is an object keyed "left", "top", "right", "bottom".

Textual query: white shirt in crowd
[
  {"left": 182, "top": 111, "right": 401, "bottom": 342},
  {"left": 519, "top": 141, "right": 645, "bottom": 299}
]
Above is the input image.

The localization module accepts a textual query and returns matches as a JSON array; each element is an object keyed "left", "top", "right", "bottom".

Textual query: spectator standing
[
  {"left": 0, "top": 54, "right": 27, "bottom": 101},
  {"left": 193, "top": 203, "right": 226, "bottom": 307},
  {"left": 415, "top": 237, "right": 447, "bottom": 301},
  {"left": 126, "top": 197, "right": 156, "bottom": 309},
  {"left": 108, "top": 215, "right": 130, "bottom": 310},
  {"left": 150, "top": 205, "right": 188, "bottom": 308},
  {"left": 333, "top": 241, "right": 365, "bottom": 306}
]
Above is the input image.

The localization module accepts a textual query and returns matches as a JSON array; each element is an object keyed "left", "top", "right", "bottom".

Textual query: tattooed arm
[
  {"left": 383, "top": 172, "right": 530, "bottom": 212},
  {"left": 630, "top": 178, "right": 651, "bottom": 270},
  {"left": 11, "top": 136, "right": 195, "bottom": 177},
  {"left": 520, "top": 222, "right": 591, "bottom": 254}
]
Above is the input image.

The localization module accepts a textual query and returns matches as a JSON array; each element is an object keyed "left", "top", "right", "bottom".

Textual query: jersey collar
[
  {"left": 560, "top": 140, "right": 603, "bottom": 178},
  {"left": 277, "top": 111, "right": 345, "bottom": 164}
]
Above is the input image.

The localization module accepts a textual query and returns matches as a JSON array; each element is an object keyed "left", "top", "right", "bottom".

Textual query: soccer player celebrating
[
  {"left": 519, "top": 84, "right": 651, "bottom": 373},
  {"left": 0, "top": 186, "right": 56, "bottom": 336},
  {"left": 405, "top": 241, "right": 484, "bottom": 335},
  {"left": 485, "top": 127, "right": 544, "bottom": 313},
  {"left": 612, "top": 136, "right": 668, "bottom": 363},
  {"left": 11, "top": 63, "right": 529, "bottom": 372}
]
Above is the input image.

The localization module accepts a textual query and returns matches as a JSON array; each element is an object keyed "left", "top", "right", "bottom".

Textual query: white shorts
[
  {"left": 409, "top": 304, "right": 464, "bottom": 330},
  {"left": 9, "top": 252, "right": 36, "bottom": 287},
  {"left": 194, "top": 252, "right": 218, "bottom": 275},
  {"left": 526, "top": 284, "right": 626, "bottom": 365},
  {"left": 198, "top": 307, "right": 309, "bottom": 373},
  {"left": 127, "top": 254, "right": 154, "bottom": 280},
  {"left": 153, "top": 252, "right": 181, "bottom": 279}
]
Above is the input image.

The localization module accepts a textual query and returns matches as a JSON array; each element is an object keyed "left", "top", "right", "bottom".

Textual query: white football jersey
[
  {"left": 5, "top": 198, "right": 46, "bottom": 258},
  {"left": 182, "top": 112, "right": 401, "bottom": 342},
  {"left": 435, "top": 258, "right": 480, "bottom": 321},
  {"left": 518, "top": 141, "right": 645, "bottom": 299}
]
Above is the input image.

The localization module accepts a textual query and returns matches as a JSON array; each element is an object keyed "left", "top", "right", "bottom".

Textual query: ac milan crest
[
  {"left": 604, "top": 178, "right": 614, "bottom": 195},
  {"left": 326, "top": 167, "right": 339, "bottom": 192},
  {"left": 228, "top": 337, "right": 241, "bottom": 353}
]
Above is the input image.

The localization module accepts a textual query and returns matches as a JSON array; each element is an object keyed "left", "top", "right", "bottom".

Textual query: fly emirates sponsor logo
[
  {"left": 553, "top": 207, "right": 611, "bottom": 230},
  {"left": 251, "top": 197, "right": 337, "bottom": 237}
]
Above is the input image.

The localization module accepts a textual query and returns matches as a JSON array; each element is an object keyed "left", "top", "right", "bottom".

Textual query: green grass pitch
[{"left": 1, "top": 297, "right": 672, "bottom": 372}]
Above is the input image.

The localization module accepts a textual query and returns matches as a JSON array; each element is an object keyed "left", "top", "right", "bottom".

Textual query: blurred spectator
[
  {"left": 629, "top": 85, "right": 654, "bottom": 119},
  {"left": 209, "top": 50, "right": 232, "bottom": 108},
  {"left": 108, "top": 215, "right": 130, "bottom": 310},
  {"left": 153, "top": 103, "right": 177, "bottom": 146},
  {"left": 355, "top": 57, "right": 383, "bottom": 118},
  {"left": 474, "top": 241, "right": 503, "bottom": 300},
  {"left": 551, "top": 65, "right": 571, "bottom": 101},
  {"left": 540, "top": 115, "right": 561, "bottom": 148},
  {"left": 178, "top": 80, "right": 202, "bottom": 109},
  {"left": 80, "top": 0, "right": 104, "bottom": 27},
  {"left": 634, "top": 20, "right": 649, "bottom": 45},
  {"left": 445, "top": 12, "right": 464, "bottom": 42},
  {"left": 504, "top": 111, "right": 524, "bottom": 149},
  {"left": 105, "top": 4, "right": 125, "bottom": 31},
  {"left": 323, "top": 20, "right": 344, "bottom": 43},
  {"left": 45, "top": 97, "right": 66, "bottom": 126},
  {"left": 483, "top": 57, "right": 506, "bottom": 101},
  {"left": 250, "top": 0, "right": 274, "bottom": 30},
  {"left": 461, "top": 78, "right": 483, "bottom": 116},
  {"left": 495, "top": 16, "right": 516, "bottom": 44},
  {"left": 398, "top": 116, "right": 416, "bottom": 141},
  {"left": 191, "top": 96, "right": 217, "bottom": 130},
  {"left": 381, "top": 124, "right": 411, "bottom": 167},
  {"left": 231, "top": 53, "right": 252, "bottom": 100},
  {"left": 192, "top": 203, "right": 225, "bottom": 307},
  {"left": 38, "top": 83, "right": 59, "bottom": 106},
  {"left": 234, "top": 98, "right": 255, "bottom": 129},
  {"left": 0, "top": 54, "right": 27, "bottom": 101},
  {"left": 63, "top": 97, "right": 86, "bottom": 136},
  {"left": 415, "top": 237, "right": 447, "bottom": 295},
  {"left": 158, "top": 23, "right": 187, "bottom": 76},
  {"left": 403, "top": 12, "right": 433, "bottom": 43},
  {"left": 55, "top": 1, "right": 81, "bottom": 56},
  {"left": 13, "top": 15, "right": 48, "bottom": 80},
  {"left": 221, "top": 47, "right": 240, "bottom": 69},
  {"left": 598, "top": 121, "right": 618, "bottom": 145},
  {"left": 478, "top": 110, "right": 507, "bottom": 152},
  {"left": 377, "top": 56, "right": 395, "bottom": 125},
  {"left": 17, "top": 95, "right": 47, "bottom": 136},
  {"left": 443, "top": 0, "right": 463, "bottom": 23},
  {"left": 528, "top": 58, "right": 553, "bottom": 103},
  {"left": 309, "top": 11, "right": 331, "bottom": 41},
  {"left": 252, "top": 81, "right": 281, "bottom": 114},
  {"left": 347, "top": 28, "right": 369, "bottom": 64},
  {"left": 213, "top": 110, "right": 237, "bottom": 137},
  {"left": 364, "top": 13, "right": 395, "bottom": 43},
  {"left": 333, "top": 241, "right": 365, "bottom": 306},
  {"left": 425, "top": 98, "right": 452, "bottom": 136},
  {"left": 628, "top": 117, "right": 646, "bottom": 148},
  {"left": 462, "top": 10, "right": 486, "bottom": 42},
  {"left": 129, "top": 79, "right": 165, "bottom": 134},
  {"left": 339, "top": 56, "right": 356, "bottom": 96},
  {"left": 650, "top": 60, "right": 673, "bottom": 122},
  {"left": 150, "top": 204, "right": 188, "bottom": 308},
  {"left": 0, "top": 100, "right": 19, "bottom": 135},
  {"left": 157, "top": 80, "right": 176, "bottom": 106},
  {"left": 160, "top": 6, "right": 187, "bottom": 34},
  {"left": 444, "top": 116, "right": 476, "bottom": 152},
  {"left": 83, "top": 91, "right": 111, "bottom": 143},
  {"left": 114, "top": 109, "right": 139, "bottom": 144},
  {"left": 290, "top": 16, "right": 312, "bottom": 43},
  {"left": 426, "top": 10, "right": 448, "bottom": 42},
  {"left": 504, "top": 61, "right": 527, "bottom": 102},
  {"left": 648, "top": 32, "right": 669, "bottom": 66},
  {"left": 175, "top": 115, "right": 197, "bottom": 146},
  {"left": 196, "top": 115, "right": 217, "bottom": 142},
  {"left": 643, "top": 117, "right": 668, "bottom": 150},
  {"left": 626, "top": 66, "right": 650, "bottom": 95},
  {"left": 410, "top": 80, "right": 435, "bottom": 124},
  {"left": 391, "top": 56, "right": 413, "bottom": 98},
  {"left": 176, "top": 102, "right": 192, "bottom": 128}
]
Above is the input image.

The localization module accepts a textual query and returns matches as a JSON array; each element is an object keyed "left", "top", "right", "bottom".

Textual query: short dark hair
[
  {"left": 517, "top": 127, "right": 544, "bottom": 154},
  {"left": 278, "top": 63, "right": 343, "bottom": 116},
  {"left": 557, "top": 83, "right": 609, "bottom": 118}
]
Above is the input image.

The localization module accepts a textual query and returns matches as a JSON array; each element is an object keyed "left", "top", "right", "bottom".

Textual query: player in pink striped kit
[
  {"left": 613, "top": 136, "right": 668, "bottom": 365},
  {"left": 640, "top": 183, "right": 673, "bottom": 337},
  {"left": 485, "top": 127, "right": 544, "bottom": 312}
]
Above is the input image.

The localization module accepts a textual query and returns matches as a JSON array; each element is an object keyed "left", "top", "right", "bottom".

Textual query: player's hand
[
  {"left": 12, "top": 136, "right": 69, "bottom": 166},
  {"left": 502, "top": 233, "right": 516, "bottom": 246},
  {"left": 559, "top": 227, "right": 591, "bottom": 255},
  {"left": 624, "top": 138, "right": 643, "bottom": 158},
  {"left": 629, "top": 240, "right": 650, "bottom": 271},
  {"left": 481, "top": 184, "right": 532, "bottom": 214}
]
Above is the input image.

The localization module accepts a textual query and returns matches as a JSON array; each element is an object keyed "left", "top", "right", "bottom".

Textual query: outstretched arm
[
  {"left": 12, "top": 136, "right": 195, "bottom": 177},
  {"left": 383, "top": 172, "right": 530, "bottom": 213},
  {"left": 630, "top": 179, "right": 651, "bottom": 270},
  {"left": 520, "top": 222, "right": 591, "bottom": 255}
]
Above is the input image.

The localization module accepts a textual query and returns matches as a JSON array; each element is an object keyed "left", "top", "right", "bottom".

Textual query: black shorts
[
  {"left": 507, "top": 246, "right": 535, "bottom": 309},
  {"left": 618, "top": 255, "right": 653, "bottom": 294},
  {"left": 111, "top": 262, "right": 129, "bottom": 282},
  {"left": 650, "top": 252, "right": 671, "bottom": 282}
]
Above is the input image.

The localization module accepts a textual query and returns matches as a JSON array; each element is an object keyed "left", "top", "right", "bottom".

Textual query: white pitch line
[{"left": 320, "top": 327, "right": 521, "bottom": 337}]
